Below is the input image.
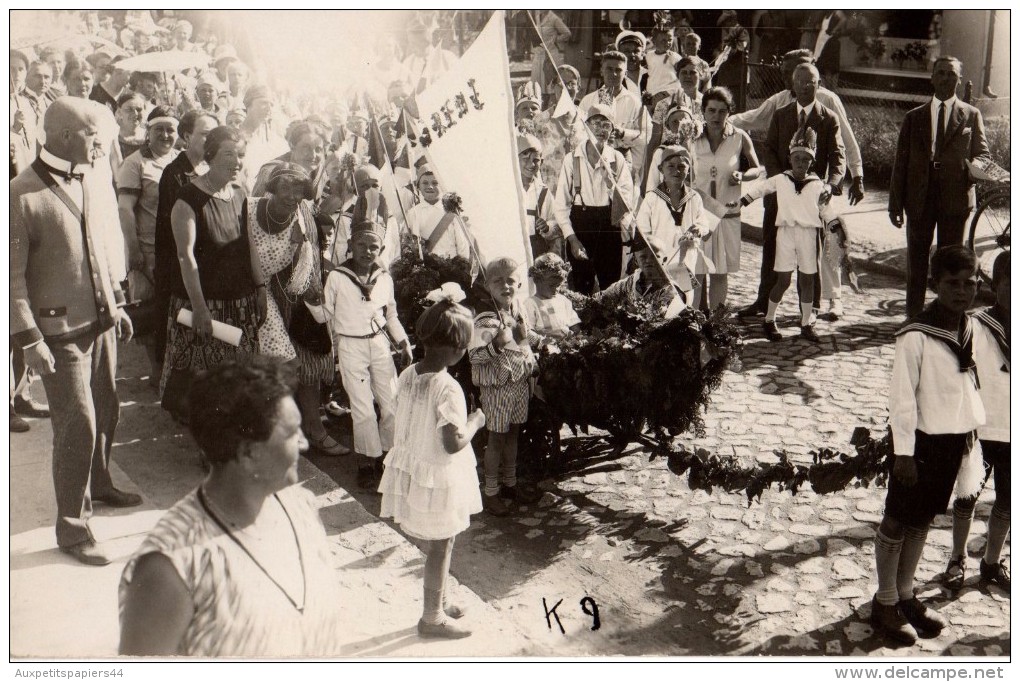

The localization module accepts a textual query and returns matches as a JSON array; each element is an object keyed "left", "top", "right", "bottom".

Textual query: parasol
[
  {"left": 117, "top": 49, "right": 210, "bottom": 73},
  {"left": 10, "top": 31, "right": 129, "bottom": 57}
]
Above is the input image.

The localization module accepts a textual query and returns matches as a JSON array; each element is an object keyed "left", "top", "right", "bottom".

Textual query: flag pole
[
  {"left": 362, "top": 92, "right": 416, "bottom": 249},
  {"left": 525, "top": 10, "right": 685, "bottom": 306}
]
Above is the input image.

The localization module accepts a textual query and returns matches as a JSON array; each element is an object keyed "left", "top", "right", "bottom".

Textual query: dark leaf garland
[
  {"left": 537, "top": 294, "right": 742, "bottom": 445},
  {"left": 656, "top": 426, "right": 893, "bottom": 506},
  {"left": 390, "top": 234, "right": 473, "bottom": 339}
]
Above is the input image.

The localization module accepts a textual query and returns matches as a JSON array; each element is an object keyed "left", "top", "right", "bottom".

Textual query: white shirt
[
  {"left": 404, "top": 200, "right": 471, "bottom": 260},
  {"left": 742, "top": 174, "right": 838, "bottom": 230},
  {"left": 888, "top": 331, "right": 985, "bottom": 456},
  {"left": 645, "top": 51, "right": 682, "bottom": 96},
  {"left": 634, "top": 188, "right": 715, "bottom": 288},
  {"left": 323, "top": 267, "right": 407, "bottom": 344},
  {"left": 973, "top": 315, "right": 1009, "bottom": 443},
  {"left": 930, "top": 95, "right": 958, "bottom": 158},
  {"left": 39, "top": 147, "right": 85, "bottom": 210},
  {"left": 520, "top": 179, "right": 555, "bottom": 237},
  {"left": 552, "top": 143, "right": 635, "bottom": 238}
]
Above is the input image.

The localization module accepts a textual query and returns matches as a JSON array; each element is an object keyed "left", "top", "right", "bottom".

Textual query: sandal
[
  {"left": 943, "top": 556, "right": 966, "bottom": 591},
  {"left": 308, "top": 433, "right": 349, "bottom": 457}
]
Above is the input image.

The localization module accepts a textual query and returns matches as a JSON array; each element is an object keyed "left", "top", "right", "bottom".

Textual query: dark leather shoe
[
  {"left": 870, "top": 596, "right": 917, "bottom": 645},
  {"left": 59, "top": 539, "right": 112, "bottom": 566},
  {"left": 500, "top": 484, "right": 542, "bottom": 505},
  {"left": 9, "top": 412, "right": 30, "bottom": 433},
  {"left": 13, "top": 397, "right": 49, "bottom": 418},
  {"left": 979, "top": 559, "right": 1010, "bottom": 591},
  {"left": 942, "top": 556, "right": 966, "bottom": 591},
  {"left": 417, "top": 618, "right": 472, "bottom": 639},
  {"left": 483, "top": 493, "right": 511, "bottom": 517},
  {"left": 763, "top": 321, "right": 783, "bottom": 342},
  {"left": 737, "top": 302, "right": 765, "bottom": 318},
  {"left": 800, "top": 324, "right": 822, "bottom": 342},
  {"left": 356, "top": 465, "right": 381, "bottom": 492},
  {"left": 92, "top": 488, "right": 143, "bottom": 508},
  {"left": 898, "top": 596, "right": 947, "bottom": 636}
]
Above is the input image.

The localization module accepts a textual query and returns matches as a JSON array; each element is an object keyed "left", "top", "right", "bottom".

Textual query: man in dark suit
[
  {"left": 889, "top": 56, "right": 990, "bottom": 318},
  {"left": 740, "top": 62, "right": 845, "bottom": 318},
  {"left": 10, "top": 97, "right": 140, "bottom": 566}
]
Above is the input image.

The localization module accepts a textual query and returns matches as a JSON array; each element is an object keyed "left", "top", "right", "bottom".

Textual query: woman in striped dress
[{"left": 119, "top": 359, "right": 343, "bottom": 656}]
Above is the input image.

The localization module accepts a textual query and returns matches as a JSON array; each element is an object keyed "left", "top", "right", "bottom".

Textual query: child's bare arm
[{"left": 439, "top": 410, "right": 486, "bottom": 453}]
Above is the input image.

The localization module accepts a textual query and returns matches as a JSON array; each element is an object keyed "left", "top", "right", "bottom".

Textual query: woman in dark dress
[{"left": 160, "top": 126, "right": 266, "bottom": 421}]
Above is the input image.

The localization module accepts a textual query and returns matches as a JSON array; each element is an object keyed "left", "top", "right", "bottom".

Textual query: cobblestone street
[{"left": 378, "top": 239, "right": 1009, "bottom": 656}]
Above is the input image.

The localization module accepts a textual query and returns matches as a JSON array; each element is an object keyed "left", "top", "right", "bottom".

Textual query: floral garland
[{"left": 537, "top": 293, "right": 742, "bottom": 445}]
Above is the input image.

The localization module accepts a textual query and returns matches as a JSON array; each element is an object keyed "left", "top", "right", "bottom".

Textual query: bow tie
[{"left": 40, "top": 160, "right": 84, "bottom": 183}]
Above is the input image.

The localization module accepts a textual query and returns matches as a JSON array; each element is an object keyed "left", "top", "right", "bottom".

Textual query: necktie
[
  {"left": 799, "top": 109, "right": 807, "bottom": 129},
  {"left": 935, "top": 102, "right": 946, "bottom": 159}
]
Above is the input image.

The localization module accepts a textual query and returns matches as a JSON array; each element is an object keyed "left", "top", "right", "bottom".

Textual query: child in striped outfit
[{"left": 469, "top": 257, "right": 541, "bottom": 516}]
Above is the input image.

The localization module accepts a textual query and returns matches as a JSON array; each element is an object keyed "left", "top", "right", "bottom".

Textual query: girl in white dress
[{"left": 378, "top": 283, "right": 485, "bottom": 640}]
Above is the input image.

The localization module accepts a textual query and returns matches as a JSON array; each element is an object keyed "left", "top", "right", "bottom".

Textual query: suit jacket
[
  {"left": 889, "top": 98, "right": 990, "bottom": 218},
  {"left": 10, "top": 159, "right": 125, "bottom": 348},
  {"left": 762, "top": 100, "right": 846, "bottom": 187}
]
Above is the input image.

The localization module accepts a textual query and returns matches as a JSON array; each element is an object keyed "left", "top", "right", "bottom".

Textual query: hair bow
[{"left": 425, "top": 282, "right": 466, "bottom": 304}]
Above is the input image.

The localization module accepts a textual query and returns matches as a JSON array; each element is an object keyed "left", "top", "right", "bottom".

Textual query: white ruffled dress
[{"left": 378, "top": 366, "right": 483, "bottom": 540}]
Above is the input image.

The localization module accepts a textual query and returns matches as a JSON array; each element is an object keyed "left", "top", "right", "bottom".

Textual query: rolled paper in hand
[
  {"left": 176, "top": 309, "right": 243, "bottom": 346},
  {"left": 305, "top": 300, "right": 327, "bottom": 323}
]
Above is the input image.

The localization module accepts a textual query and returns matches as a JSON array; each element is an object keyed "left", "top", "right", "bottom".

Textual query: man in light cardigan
[{"left": 10, "top": 97, "right": 139, "bottom": 566}]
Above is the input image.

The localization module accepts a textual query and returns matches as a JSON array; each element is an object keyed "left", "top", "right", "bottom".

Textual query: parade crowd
[{"left": 9, "top": 9, "right": 1008, "bottom": 655}]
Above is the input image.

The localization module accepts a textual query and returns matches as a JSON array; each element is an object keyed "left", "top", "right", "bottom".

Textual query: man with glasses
[{"left": 553, "top": 103, "right": 635, "bottom": 294}]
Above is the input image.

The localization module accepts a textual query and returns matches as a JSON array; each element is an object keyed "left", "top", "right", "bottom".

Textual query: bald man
[{"left": 10, "top": 97, "right": 140, "bottom": 566}]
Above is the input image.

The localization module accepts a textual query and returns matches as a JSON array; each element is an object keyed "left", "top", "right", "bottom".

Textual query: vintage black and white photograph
[{"left": 7, "top": 7, "right": 1011, "bottom": 668}]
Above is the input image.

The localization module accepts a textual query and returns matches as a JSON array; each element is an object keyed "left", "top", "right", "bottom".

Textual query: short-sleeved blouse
[
  {"left": 118, "top": 485, "right": 343, "bottom": 657},
  {"left": 117, "top": 147, "right": 179, "bottom": 247}
]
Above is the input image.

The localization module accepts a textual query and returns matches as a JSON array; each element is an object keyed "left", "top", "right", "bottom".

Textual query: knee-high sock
[
  {"left": 500, "top": 426, "right": 519, "bottom": 488},
  {"left": 950, "top": 497, "right": 977, "bottom": 559},
  {"left": 765, "top": 299, "right": 780, "bottom": 323},
  {"left": 875, "top": 529, "right": 904, "bottom": 605},
  {"left": 984, "top": 505, "right": 1011, "bottom": 564},
  {"left": 897, "top": 524, "right": 930, "bottom": 601},
  {"left": 483, "top": 434, "right": 504, "bottom": 496}
]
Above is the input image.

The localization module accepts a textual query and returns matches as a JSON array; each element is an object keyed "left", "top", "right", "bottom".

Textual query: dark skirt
[{"left": 159, "top": 293, "right": 261, "bottom": 412}]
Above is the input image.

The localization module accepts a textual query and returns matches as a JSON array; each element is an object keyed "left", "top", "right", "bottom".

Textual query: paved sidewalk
[{"left": 8, "top": 364, "right": 538, "bottom": 659}]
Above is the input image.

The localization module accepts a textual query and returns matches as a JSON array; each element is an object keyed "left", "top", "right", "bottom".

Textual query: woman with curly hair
[{"left": 119, "top": 358, "right": 343, "bottom": 655}]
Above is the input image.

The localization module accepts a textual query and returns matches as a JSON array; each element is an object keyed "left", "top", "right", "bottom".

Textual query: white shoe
[
  {"left": 828, "top": 299, "right": 844, "bottom": 319},
  {"left": 325, "top": 401, "right": 351, "bottom": 418}
]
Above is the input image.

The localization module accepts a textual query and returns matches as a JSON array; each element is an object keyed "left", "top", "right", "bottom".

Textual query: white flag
[
  {"left": 551, "top": 84, "right": 574, "bottom": 119},
  {"left": 414, "top": 10, "right": 531, "bottom": 271}
]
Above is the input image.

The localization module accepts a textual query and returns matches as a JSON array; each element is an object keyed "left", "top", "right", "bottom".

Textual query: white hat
[
  {"left": 585, "top": 103, "right": 616, "bottom": 125},
  {"left": 615, "top": 30, "right": 647, "bottom": 50}
]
